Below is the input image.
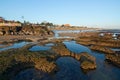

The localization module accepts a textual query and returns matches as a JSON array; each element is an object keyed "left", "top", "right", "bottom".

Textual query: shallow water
[
  {"left": 29, "top": 45, "right": 51, "bottom": 51},
  {"left": 45, "top": 43, "right": 55, "bottom": 47},
  {"left": 61, "top": 41, "right": 120, "bottom": 80},
  {"left": 111, "top": 48, "right": 120, "bottom": 51},
  {"left": 55, "top": 57, "right": 87, "bottom": 80},
  {"left": 0, "top": 41, "right": 29, "bottom": 51},
  {"left": 53, "top": 30, "right": 81, "bottom": 38},
  {"left": 12, "top": 68, "right": 52, "bottom": 80},
  {"left": 2, "top": 40, "right": 120, "bottom": 80},
  {"left": 63, "top": 41, "right": 91, "bottom": 53}
]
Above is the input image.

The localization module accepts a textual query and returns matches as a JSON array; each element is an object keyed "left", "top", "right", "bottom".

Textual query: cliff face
[{"left": 0, "top": 25, "right": 53, "bottom": 36}]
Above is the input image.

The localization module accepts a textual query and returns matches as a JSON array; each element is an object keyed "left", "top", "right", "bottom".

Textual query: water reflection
[
  {"left": 0, "top": 41, "right": 29, "bottom": 51},
  {"left": 45, "top": 43, "right": 54, "bottom": 47},
  {"left": 111, "top": 48, "right": 120, "bottom": 52},
  {"left": 62, "top": 41, "right": 120, "bottom": 80},
  {"left": 13, "top": 68, "right": 52, "bottom": 80},
  {"left": 29, "top": 45, "right": 51, "bottom": 51},
  {"left": 55, "top": 57, "right": 88, "bottom": 80},
  {"left": 63, "top": 41, "right": 91, "bottom": 53},
  {"left": 53, "top": 30, "right": 80, "bottom": 38}
]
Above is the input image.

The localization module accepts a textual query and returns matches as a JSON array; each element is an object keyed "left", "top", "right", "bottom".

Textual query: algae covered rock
[
  {"left": 90, "top": 45, "right": 115, "bottom": 54},
  {"left": 81, "top": 61, "right": 96, "bottom": 70},
  {"left": 105, "top": 53, "right": 120, "bottom": 67},
  {"left": 80, "top": 52, "right": 96, "bottom": 70}
]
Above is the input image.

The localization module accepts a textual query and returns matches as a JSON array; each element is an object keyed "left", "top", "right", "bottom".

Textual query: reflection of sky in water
[
  {"left": 0, "top": 44, "right": 5, "bottom": 48},
  {"left": 29, "top": 45, "right": 51, "bottom": 51},
  {"left": 0, "top": 42, "right": 29, "bottom": 51},
  {"left": 55, "top": 57, "right": 87, "bottom": 80},
  {"left": 53, "top": 30, "right": 81, "bottom": 38},
  {"left": 63, "top": 41, "right": 91, "bottom": 53},
  {"left": 61, "top": 41, "right": 120, "bottom": 80},
  {"left": 111, "top": 48, "right": 120, "bottom": 51},
  {"left": 45, "top": 43, "right": 54, "bottom": 47}
]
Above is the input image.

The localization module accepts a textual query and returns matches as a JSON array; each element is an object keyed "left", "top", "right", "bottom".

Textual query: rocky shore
[
  {"left": 52, "top": 43, "right": 96, "bottom": 71},
  {"left": 90, "top": 45, "right": 115, "bottom": 54},
  {"left": 76, "top": 32, "right": 120, "bottom": 68},
  {"left": 105, "top": 53, "right": 120, "bottom": 67},
  {"left": 0, "top": 30, "right": 120, "bottom": 80},
  {"left": 0, "top": 44, "right": 57, "bottom": 80}
]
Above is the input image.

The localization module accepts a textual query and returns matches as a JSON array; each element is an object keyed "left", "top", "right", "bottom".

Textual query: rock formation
[
  {"left": 105, "top": 53, "right": 120, "bottom": 67},
  {"left": 90, "top": 45, "right": 115, "bottom": 54},
  {"left": 52, "top": 43, "right": 97, "bottom": 71}
]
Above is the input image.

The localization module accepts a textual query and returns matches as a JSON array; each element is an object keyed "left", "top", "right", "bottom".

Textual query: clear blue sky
[{"left": 0, "top": 0, "right": 120, "bottom": 29}]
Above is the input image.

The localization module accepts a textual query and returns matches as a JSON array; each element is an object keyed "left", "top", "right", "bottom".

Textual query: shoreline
[{"left": 0, "top": 35, "right": 53, "bottom": 43}]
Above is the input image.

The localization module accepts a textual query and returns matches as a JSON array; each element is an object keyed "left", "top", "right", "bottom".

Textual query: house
[{"left": 64, "top": 24, "right": 70, "bottom": 27}]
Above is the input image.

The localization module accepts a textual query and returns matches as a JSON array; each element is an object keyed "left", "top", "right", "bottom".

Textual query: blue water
[
  {"left": 13, "top": 68, "right": 52, "bottom": 80},
  {"left": 0, "top": 41, "right": 29, "bottom": 51},
  {"left": 29, "top": 45, "right": 51, "bottom": 51},
  {"left": 7, "top": 40, "right": 120, "bottom": 80},
  {"left": 111, "top": 48, "right": 120, "bottom": 51},
  {"left": 55, "top": 57, "right": 88, "bottom": 80},
  {"left": 57, "top": 41, "right": 120, "bottom": 80},
  {"left": 63, "top": 41, "right": 91, "bottom": 53},
  {"left": 45, "top": 43, "right": 54, "bottom": 47}
]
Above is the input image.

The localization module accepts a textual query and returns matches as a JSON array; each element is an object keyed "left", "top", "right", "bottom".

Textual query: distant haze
[{"left": 0, "top": 0, "right": 120, "bottom": 29}]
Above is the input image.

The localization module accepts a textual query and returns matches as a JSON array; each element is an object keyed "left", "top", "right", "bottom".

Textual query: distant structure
[
  {"left": 0, "top": 17, "right": 22, "bottom": 35},
  {"left": 0, "top": 17, "right": 21, "bottom": 27},
  {"left": 64, "top": 24, "right": 70, "bottom": 27}
]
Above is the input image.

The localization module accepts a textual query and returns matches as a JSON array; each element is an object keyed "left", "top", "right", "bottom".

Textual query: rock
[
  {"left": 76, "top": 35, "right": 120, "bottom": 48},
  {"left": 52, "top": 43, "right": 97, "bottom": 71},
  {"left": 105, "top": 53, "right": 120, "bottom": 67},
  {"left": 80, "top": 53, "right": 96, "bottom": 70},
  {"left": 90, "top": 45, "right": 115, "bottom": 54},
  {"left": 74, "top": 53, "right": 81, "bottom": 60},
  {"left": 52, "top": 43, "right": 71, "bottom": 56},
  {"left": 29, "top": 57, "right": 57, "bottom": 73},
  {"left": 80, "top": 61, "right": 96, "bottom": 70}
]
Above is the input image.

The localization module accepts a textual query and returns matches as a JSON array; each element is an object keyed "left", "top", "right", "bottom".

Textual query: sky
[{"left": 0, "top": 0, "right": 120, "bottom": 29}]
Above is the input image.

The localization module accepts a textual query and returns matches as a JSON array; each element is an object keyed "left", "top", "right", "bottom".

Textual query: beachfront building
[{"left": 0, "top": 17, "right": 22, "bottom": 35}]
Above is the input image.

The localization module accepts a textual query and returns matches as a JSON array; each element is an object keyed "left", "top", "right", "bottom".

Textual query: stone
[{"left": 105, "top": 53, "right": 120, "bottom": 67}]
